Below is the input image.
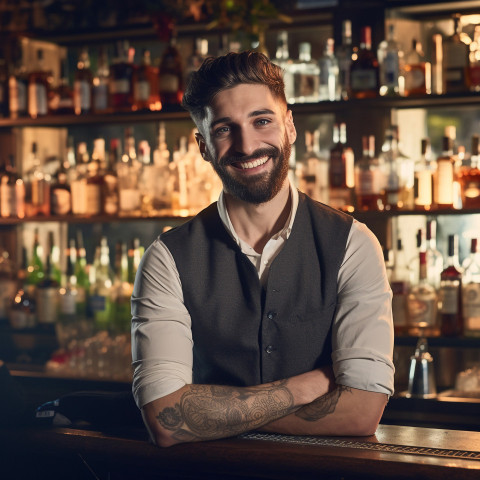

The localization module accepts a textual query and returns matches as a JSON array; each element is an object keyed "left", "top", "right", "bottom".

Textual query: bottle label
[
  {"left": 93, "top": 84, "right": 108, "bottom": 111},
  {"left": 51, "top": 188, "right": 71, "bottom": 215},
  {"left": 36, "top": 288, "right": 59, "bottom": 324},
  {"left": 60, "top": 292, "right": 77, "bottom": 315},
  {"left": 111, "top": 79, "right": 130, "bottom": 94},
  {"left": 74, "top": 80, "right": 91, "bottom": 110},
  {"left": 86, "top": 184, "right": 102, "bottom": 215},
  {"left": 0, "top": 279, "right": 17, "bottom": 318},
  {"left": 159, "top": 74, "right": 179, "bottom": 94},
  {"left": 435, "top": 161, "right": 454, "bottom": 205},
  {"left": 463, "top": 283, "right": 480, "bottom": 321},
  {"left": 384, "top": 52, "right": 399, "bottom": 86},
  {"left": 134, "top": 81, "right": 150, "bottom": 102},
  {"left": 356, "top": 170, "right": 383, "bottom": 194},
  {"left": 407, "top": 292, "right": 437, "bottom": 327},
  {"left": 71, "top": 179, "right": 88, "bottom": 214},
  {"left": 0, "top": 185, "right": 16, "bottom": 217},
  {"left": 119, "top": 188, "right": 141, "bottom": 212},
  {"left": 439, "top": 285, "right": 460, "bottom": 314},
  {"left": 9, "top": 77, "right": 28, "bottom": 114},
  {"left": 350, "top": 70, "right": 377, "bottom": 90},
  {"left": 28, "top": 83, "right": 48, "bottom": 116},
  {"left": 404, "top": 63, "right": 426, "bottom": 92},
  {"left": 8, "top": 309, "right": 35, "bottom": 329},
  {"left": 414, "top": 170, "right": 433, "bottom": 206}
]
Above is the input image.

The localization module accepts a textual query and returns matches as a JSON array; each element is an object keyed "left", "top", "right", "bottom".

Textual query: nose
[{"left": 230, "top": 125, "right": 260, "bottom": 157}]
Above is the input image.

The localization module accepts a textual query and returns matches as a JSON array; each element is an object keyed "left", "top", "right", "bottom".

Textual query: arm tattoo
[
  {"left": 295, "top": 385, "right": 352, "bottom": 422},
  {"left": 156, "top": 381, "right": 296, "bottom": 442}
]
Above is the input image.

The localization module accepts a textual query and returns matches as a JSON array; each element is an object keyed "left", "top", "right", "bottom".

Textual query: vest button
[
  {"left": 265, "top": 345, "right": 274, "bottom": 354},
  {"left": 267, "top": 311, "right": 276, "bottom": 320}
]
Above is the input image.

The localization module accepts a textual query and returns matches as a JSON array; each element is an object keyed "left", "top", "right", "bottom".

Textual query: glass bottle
[
  {"left": 185, "top": 38, "right": 209, "bottom": 80},
  {"left": 28, "top": 48, "right": 51, "bottom": 118},
  {"left": 380, "top": 129, "right": 402, "bottom": 210},
  {"left": 458, "top": 134, "right": 480, "bottom": 209},
  {"left": 0, "top": 243, "right": 18, "bottom": 322},
  {"left": 318, "top": 38, "right": 339, "bottom": 101},
  {"left": 354, "top": 134, "right": 385, "bottom": 211},
  {"left": 50, "top": 160, "right": 71, "bottom": 216},
  {"left": 47, "top": 231, "right": 62, "bottom": 286},
  {"left": 36, "top": 248, "right": 60, "bottom": 330},
  {"left": 53, "top": 57, "right": 75, "bottom": 115},
  {"left": 439, "top": 234, "right": 463, "bottom": 337},
  {"left": 414, "top": 138, "right": 435, "bottom": 210},
  {"left": 336, "top": 19, "right": 353, "bottom": 100},
  {"left": 117, "top": 128, "right": 141, "bottom": 216},
  {"left": 109, "top": 40, "right": 134, "bottom": 111},
  {"left": 391, "top": 238, "right": 410, "bottom": 335},
  {"left": 75, "top": 230, "right": 90, "bottom": 294},
  {"left": 85, "top": 138, "right": 105, "bottom": 216},
  {"left": 403, "top": 39, "right": 431, "bottom": 96},
  {"left": 8, "top": 247, "right": 36, "bottom": 329},
  {"left": 407, "top": 251, "right": 438, "bottom": 337},
  {"left": 329, "top": 123, "right": 355, "bottom": 211},
  {"left": 93, "top": 47, "right": 110, "bottom": 113},
  {"left": 349, "top": 26, "right": 380, "bottom": 99},
  {"left": 8, "top": 40, "right": 28, "bottom": 119},
  {"left": 273, "top": 31, "right": 294, "bottom": 103},
  {"left": 27, "top": 228, "right": 44, "bottom": 287},
  {"left": 112, "top": 241, "right": 132, "bottom": 334},
  {"left": 102, "top": 138, "right": 120, "bottom": 215},
  {"left": 425, "top": 219, "right": 443, "bottom": 290},
  {"left": 158, "top": 37, "right": 184, "bottom": 107},
  {"left": 408, "top": 228, "right": 426, "bottom": 287},
  {"left": 0, "top": 48, "right": 6, "bottom": 117},
  {"left": 377, "top": 23, "right": 402, "bottom": 96},
  {"left": 24, "top": 142, "right": 51, "bottom": 217},
  {"left": 291, "top": 42, "right": 320, "bottom": 104},
  {"left": 433, "top": 132, "right": 455, "bottom": 209},
  {"left": 73, "top": 48, "right": 93, "bottom": 115},
  {"left": 443, "top": 13, "right": 469, "bottom": 93},
  {"left": 0, "top": 154, "right": 25, "bottom": 219},
  {"left": 133, "top": 49, "right": 159, "bottom": 111},
  {"left": 70, "top": 141, "right": 89, "bottom": 215},
  {"left": 462, "top": 238, "right": 480, "bottom": 337}
]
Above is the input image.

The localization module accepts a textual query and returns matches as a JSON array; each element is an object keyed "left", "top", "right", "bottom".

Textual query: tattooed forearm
[
  {"left": 295, "top": 385, "right": 352, "bottom": 422},
  {"left": 155, "top": 381, "right": 296, "bottom": 442}
]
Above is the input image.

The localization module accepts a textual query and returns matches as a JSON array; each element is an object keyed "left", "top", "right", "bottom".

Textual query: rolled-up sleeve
[
  {"left": 131, "top": 238, "right": 193, "bottom": 409},
  {"left": 332, "top": 220, "right": 395, "bottom": 396}
]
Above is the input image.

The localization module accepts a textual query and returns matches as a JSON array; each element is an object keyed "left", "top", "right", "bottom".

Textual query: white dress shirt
[{"left": 131, "top": 184, "right": 395, "bottom": 409}]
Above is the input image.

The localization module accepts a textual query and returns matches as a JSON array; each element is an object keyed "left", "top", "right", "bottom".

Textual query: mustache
[{"left": 220, "top": 147, "right": 280, "bottom": 166}]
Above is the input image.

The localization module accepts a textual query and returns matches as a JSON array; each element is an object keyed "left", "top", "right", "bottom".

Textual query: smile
[{"left": 237, "top": 156, "right": 270, "bottom": 170}]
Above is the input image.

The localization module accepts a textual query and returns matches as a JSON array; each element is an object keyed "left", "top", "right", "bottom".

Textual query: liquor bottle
[
  {"left": 93, "top": 47, "right": 110, "bottom": 113},
  {"left": 462, "top": 238, "right": 480, "bottom": 337},
  {"left": 36, "top": 246, "right": 60, "bottom": 329},
  {"left": 0, "top": 154, "right": 25, "bottom": 218},
  {"left": 318, "top": 38, "right": 340, "bottom": 101},
  {"left": 414, "top": 138, "right": 435, "bottom": 210},
  {"left": 8, "top": 247, "right": 36, "bottom": 329},
  {"left": 439, "top": 234, "right": 463, "bottom": 337},
  {"left": 85, "top": 138, "right": 105, "bottom": 216},
  {"left": 50, "top": 160, "right": 71, "bottom": 216},
  {"left": 407, "top": 251, "right": 438, "bottom": 337},
  {"left": 89, "top": 236, "right": 113, "bottom": 331},
  {"left": 433, "top": 132, "right": 455, "bottom": 209},
  {"left": 51, "top": 57, "right": 75, "bottom": 115},
  {"left": 128, "top": 237, "right": 143, "bottom": 285},
  {"left": 442, "top": 13, "right": 469, "bottom": 93},
  {"left": 458, "top": 134, "right": 480, "bottom": 209},
  {"left": 425, "top": 219, "right": 443, "bottom": 290},
  {"left": 469, "top": 25, "right": 480, "bottom": 92},
  {"left": 273, "top": 31, "right": 294, "bottom": 103},
  {"left": 0, "top": 49, "right": 8, "bottom": 117},
  {"left": 408, "top": 228, "right": 425, "bottom": 287},
  {"left": 138, "top": 139, "right": 158, "bottom": 215},
  {"left": 291, "top": 42, "right": 320, "bottom": 104},
  {"left": 28, "top": 48, "right": 51, "bottom": 118},
  {"left": 380, "top": 129, "right": 402, "bottom": 210},
  {"left": 354, "top": 135, "right": 385, "bottom": 211},
  {"left": 8, "top": 40, "right": 28, "bottom": 119},
  {"left": 185, "top": 38, "right": 209, "bottom": 80},
  {"left": 109, "top": 41, "right": 134, "bottom": 111},
  {"left": 24, "top": 142, "right": 50, "bottom": 217},
  {"left": 329, "top": 123, "right": 355, "bottom": 211},
  {"left": 377, "top": 23, "right": 402, "bottom": 96},
  {"left": 158, "top": 37, "right": 184, "bottom": 107},
  {"left": 27, "top": 228, "right": 44, "bottom": 287},
  {"left": 112, "top": 241, "right": 132, "bottom": 333},
  {"left": 102, "top": 138, "right": 120, "bottom": 215},
  {"left": 47, "top": 231, "right": 62, "bottom": 285},
  {"left": 70, "top": 142, "right": 89, "bottom": 215},
  {"left": 391, "top": 238, "right": 410, "bottom": 335},
  {"left": 118, "top": 128, "right": 141, "bottom": 216},
  {"left": 0, "top": 243, "right": 17, "bottom": 321},
  {"left": 349, "top": 26, "right": 380, "bottom": 99},
  {"left": 336, "top": 19, "right": 353, "bottom": 100},
  {"left": 73, "top": 48, "right": 93, "bottom": 115},
  {"left": 403, "top": 39, "right": 431, "bottom": 96},
  {"left": 133, "top": 49, "right": 159, "bottom": 111},
  {"left": 75, "top": 230, "right": 90, "bottom": 294}
]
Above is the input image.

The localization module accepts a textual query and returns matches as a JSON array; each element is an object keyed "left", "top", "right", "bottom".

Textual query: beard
[{"left": 207, "top": 133, "right": 292, "bottom": 205}]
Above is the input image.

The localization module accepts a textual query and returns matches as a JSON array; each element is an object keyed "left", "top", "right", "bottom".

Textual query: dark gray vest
[{"left": 161, "top": 192, "right": 352, "bottom": 387}]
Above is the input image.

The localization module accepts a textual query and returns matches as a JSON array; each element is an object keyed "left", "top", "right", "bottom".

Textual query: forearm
[
  {"left": 260, "top": 385, "right": 387, "bottom": 437},
  {"left": 142, "top": 369, "right": 330, "bottom": 447}
]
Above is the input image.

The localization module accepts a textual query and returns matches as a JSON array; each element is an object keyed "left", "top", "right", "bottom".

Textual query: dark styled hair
[{"left": 181, "top": 50, "right": 286, "bottom": 122}]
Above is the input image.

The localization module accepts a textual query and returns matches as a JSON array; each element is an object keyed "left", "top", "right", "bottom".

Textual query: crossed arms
[{"left": 141, "top": 367, "right": 388, "bottom": 447}]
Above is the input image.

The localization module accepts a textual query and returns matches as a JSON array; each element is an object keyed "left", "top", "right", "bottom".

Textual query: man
[{"left": 131, "top": 51, "right": 394, "bottom": 448}]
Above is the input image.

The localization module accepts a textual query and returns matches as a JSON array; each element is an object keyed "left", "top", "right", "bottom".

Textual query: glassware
[
  {"left": 377, "top": 23, "right": 402, "bottom": 96},
  {"left": 93, "top": 47, "right": 110, "bottom": 113},
  {"left": 273, "top": 31, "right": 294, "bottom": 103},
  {"left": 458, "top": 134, "right": 480, "bottom": 209},
  {"left": 73, "top": 48, "right": 93, "bottom": 115},
  {"left": 336, "top": 19, "right": 353, "bottom": 100},
  {"left": 0, "top": 154, "right": 25, "bottom": 218},
  {"left": 158, "top": 37, "right": 184, "bottom": 107},
  {"left": 425, "top": 219, "right": 443, "bottom": 290},
  {"left": 433, "top": 130, "right": 455, "bottom": 209},
  {"left": 414, "top": 138, "right": 435, "bottom": 210},
  {"left": 462, "top": 238, "right": 480, "bottom": 337},
  {"left": 133, "top": 49, "right": 159, "bottom": 111},
  {"left": 318, "top": 38, "right": 339, "bottom": 101},
  {"left": 443, "top": 13, "right": 469, "bottom": 93},
  {"left": 109, "top": 40, "right": 134, "bottom": 111},
  {"left": 28, "top": 48, "right": 52, "bottom": 118},
  {"left": 403, "top": 39, "right": 431, "bottom": 96},
  {"left": 391, "top": 238, "right": 410, "bottom": 335},
  {"left": 291, "top": 42, "right": 320, "bottom": 104},
  {"left": 24, "top": 142, "right": 51, "bottom": 217}
]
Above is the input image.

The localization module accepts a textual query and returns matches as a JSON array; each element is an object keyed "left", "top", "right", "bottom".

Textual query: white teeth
[{"left": 239, "top": 157, "right": 269, "bottom": 169}]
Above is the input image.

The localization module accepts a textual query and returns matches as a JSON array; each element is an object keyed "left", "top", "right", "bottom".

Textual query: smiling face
[{"left": 196, "top": 83, "right": 297, "bottom": 205}]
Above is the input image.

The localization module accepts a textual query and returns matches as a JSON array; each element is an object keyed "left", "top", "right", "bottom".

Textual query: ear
[
  {"left": 194, "top": 133, "right": 208, "bottom": 161},
  {"left": 285, "top": 110, "right": 297, "bottom": 145}
]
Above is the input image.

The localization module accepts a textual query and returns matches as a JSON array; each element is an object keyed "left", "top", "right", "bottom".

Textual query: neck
[{"left": 225, "top": 179, "right": 291, "bottom": 254}]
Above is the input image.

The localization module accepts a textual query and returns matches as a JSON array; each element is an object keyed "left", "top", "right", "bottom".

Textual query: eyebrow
[{"left": 209, "top": 109, "right": 276, "bottom": 130}]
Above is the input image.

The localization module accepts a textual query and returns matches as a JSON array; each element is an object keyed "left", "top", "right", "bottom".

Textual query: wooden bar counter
[{"left": 1, "top": 423, "right": 480, "bottom": 479}]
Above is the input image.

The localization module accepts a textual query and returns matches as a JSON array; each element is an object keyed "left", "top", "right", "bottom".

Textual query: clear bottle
[
  {"left": 185, "top": 38, "right": 209, "bottom": 79},
  {"left": 28, "top": 48, "right": 51, "bottom": 118},
  {"left": 102, "top": 138, "right": 120, "bottom": 215},
  {"left": 27, "top": 228, "right": 44, "bottom": 287},
  {"left": 73, "top": 48, "right": 93, "bottom": 115},
  {"left": 36, "top": 248, "right": 60, "bottom": 329},
  {"left": 329, "top": 123, "right": 355, "bottom": 211},
  {"left": 0, "top": 154, "right": 25, "bottom": 219},
  {"left": 70, "top": 142, "right": 89, "bottom": 215},
  {"left": 318, "top": 38, "right": 339, "bottom": 101},
  {"left": 117, "top": 128, "right": 141, "bottom": 216},
  {"left": 85, "top": 138, "right": 105, "bottom": 216},
  {"left": 0, "top": 243, "right": 18, "bottom": 321},
  {"left": 75, "top": 230, "right": 90, "bottom": 294},
  {"left": 133, "top": 49, "right": 159, "bottom": 111},
  {"left": 414, "top": 138, "right": 435, "bottom": 210},
  {"left": 24, "top": 142, "right": 51, "bottom": 217},
  {"left": 408, "top": 228, "right": 426, "bottom": 287},
  {"left": 403, "top": 39, "right": 431, "bottom": 96},
  {"left": 354, "top": 135, "right": 385, "bottom": 211},
  {"left": 377, "top": 23, "right": 402, "bottom": 96},
  {"left": 407, "top": 251, "right": 438, "bottom": 337},
  {"left": 8, "top": 40, "right": 28, "bottom": 119},
  {"left": 443, "top": 13, "right": 470, "bottom": 93},
  {"left": 109, "top": 40, "right": 134, "bottom": 111},
  {"left": 93, "top": 47, "right": 110, "bottom": 113},
  {"left": 112, "top": 241, "right": 132, "bottom": 334},
  {"left": 51, "top": 57, "right": 75, "bottom": 115},
  {"left": 433, "top": 131, "right": 455, "bottom": 209},
  {"left": 158, "top": 36, "right": 184, "bottom": 107},
  {"left": 50, "top": 160, "right": 71, "bottom": 216},
  {"left": 380, "top": 129, "right": 402, "bottom": 210},
  {"left": 350, "top": 26, "right": 380, "bottom": 99},
  {"left": 439, "top": 234, "right": 463, "bottom": 337},
  {"left": 47, "top": 231, "right": 62, "bottom": 286},
  {"left": 425, "top": 219, "right": 443, "bottom": 290},
  {"left": 273, "top": 31, "right": 294, "bottom": 103},
  {"left": 458, "top": 134, "right": 480, "bottom": 209},
  {"left": 336, "top": 19, "right": 353, "bottom": 100},
  {"left": 391, "top": 238, "right": 410, "bottom": 335},
  {"left": 462, "top": 238, "right": 480, "bottom": 337},
  {"left": 291, "top": 42, "right": 320, "bottom": 104}
]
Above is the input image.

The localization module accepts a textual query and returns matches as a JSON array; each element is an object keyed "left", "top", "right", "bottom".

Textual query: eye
[
  {"left": 214, "top": 126, "right": 230, "bottom": 137},
  {"left": 255, "top": 118, "right": 271, "bottom": 127}
]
